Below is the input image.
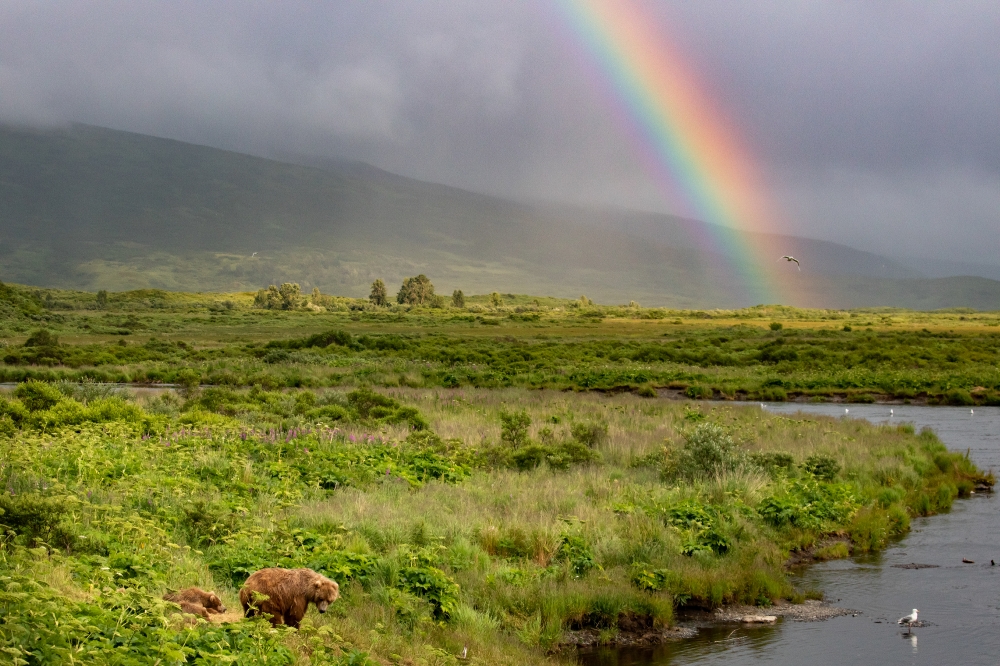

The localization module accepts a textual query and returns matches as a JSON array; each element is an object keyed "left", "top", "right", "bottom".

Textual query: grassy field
[
  {"left": 0, "top": 381, "right": 989, "bottom": 665},
  {"left": 0, "top": 281, "right": 995, "bottom": 664},
  {"left": 3, "top": 282, "right": 1000, "bottom": 405}
]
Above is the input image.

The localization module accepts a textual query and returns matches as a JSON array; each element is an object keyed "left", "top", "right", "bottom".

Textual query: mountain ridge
[{"left": 2, "top": 123, "right": 999, "bottom": 309}]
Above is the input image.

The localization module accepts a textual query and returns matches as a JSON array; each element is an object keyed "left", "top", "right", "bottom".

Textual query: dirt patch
[{"left": 209, "top": 610, "right": 246, "bottom": 624}]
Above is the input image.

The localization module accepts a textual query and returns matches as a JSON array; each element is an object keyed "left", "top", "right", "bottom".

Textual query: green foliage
[
  {"left": 557, "top": 533, "right": 599, "bottom": 577},
  {"left": 750, "top": 451, "right": 796, "bottom": 477},
  {"left": 758, "top": 480, "right": 858, "bottom": 529},
  {"left": 14, "top": 380, "right": 63, "bottom": 411},
  {"left": 769, "top": 322, "right": 783, "bottom": 331},
  {"left": 254, "top": 283, "right": 301, "bottom": 310},
  {"left": 451, "top": 289, "right": 465, "bottom": 308},
  {"left": 397, "top": 275, "right": 437, "bottom": 306},
  {"left": 663, "top": 422, "right": 742, "bottom": 481},
  {"left": 570, "top": 421, "right": 608, "bottom": 448},
  {"left": 499, "top": 410, "right": 531, "bottom": 448},
  {"left": 802, "top": 455, "right": 841, "bottom": 481},
  {"left": 369, "top": 279, "right": 389, "bottom": 307}
]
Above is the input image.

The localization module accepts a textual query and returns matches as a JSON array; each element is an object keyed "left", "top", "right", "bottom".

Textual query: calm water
[{"left": 581, "top": 404, "right": 1000, "bottom": 666}]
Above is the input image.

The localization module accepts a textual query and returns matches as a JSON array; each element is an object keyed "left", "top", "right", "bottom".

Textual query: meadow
[
  {"left": 0, "top": 282, "right": 995, "bottom": 664},
  {"left": 0, "top": 380, "right": 988, "bottom": 665},
  {"left": 3, "top": 281, "right": 1000, "bottom": 404}
]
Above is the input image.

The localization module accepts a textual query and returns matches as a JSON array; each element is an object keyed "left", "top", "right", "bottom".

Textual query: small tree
[
  {"left": 253, "top": 283, "right": 301, "bottom": 310},
  {"left": 489, "top": 292, "right": 503, "bottom": 307},
  {"left": 499, "top": 409, "right": 531, "bottom": 448},
  {"left": 451, "top": 289, "right": 465, "bottom": 308},
  {"left": 278, "top": 283, "right": 301, "bottom": 310},
  {"left": 397, "top": 275, "right": 436, "bottom": 305},
  {"left": 370, "top": 279, "right": 389, "bottom": 307},
  {"left": 96, "top": 290, "right": 108, "bottom": 308},
  {"left": 253, "top": 285, "right": 281, "bottom": 309}
]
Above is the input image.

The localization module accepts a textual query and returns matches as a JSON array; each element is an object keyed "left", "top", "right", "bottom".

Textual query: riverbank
[{"left": 0, "top": 384, "right": 991, "bottom": 664}]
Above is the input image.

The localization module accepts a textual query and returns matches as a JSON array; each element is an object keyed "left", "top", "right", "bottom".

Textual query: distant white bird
[
  {"left": 898, "top": 608, "right": 919, "bottom": 630},
  {"left": 890, "top": 409, "right": 894, "bottom": 416},
  {"left": 460, "top": 646, "right": 468, "bottom": 660},
  {"left": 971, "top": 409, "right": 975, "bottom": 415},
  {"left": 845, "top": 408, "right": 849, "bottom": 414},
  {"left": 778, "top": 255, "right": 801, "bottom": 270},
  {"left": 251, "top": 252, "right": 258, "bottom": 258}
]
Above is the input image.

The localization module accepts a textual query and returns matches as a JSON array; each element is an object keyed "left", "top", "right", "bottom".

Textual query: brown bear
[
  {"left": 163, "top": 587, "right": 227, "bottom": 614},
  {"left": 239, "top": 567, "right": 340, "bottom": 628},
  {"left": 177, "top": 600, "right": 211, "bottom": 622}
]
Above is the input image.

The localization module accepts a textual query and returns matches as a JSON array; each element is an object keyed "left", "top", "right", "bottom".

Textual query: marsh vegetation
[{"left": 0, "top": 282, "right": 995, "bottom": 663}]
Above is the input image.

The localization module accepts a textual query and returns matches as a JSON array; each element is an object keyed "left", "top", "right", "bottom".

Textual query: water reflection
[{"left": 584, "top": 404, "right": 1000, "bottom": 665}]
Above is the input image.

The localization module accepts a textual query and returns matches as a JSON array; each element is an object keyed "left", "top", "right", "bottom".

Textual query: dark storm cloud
[{"left": 0, "top": 1, "right": 997, "bottom": 264}]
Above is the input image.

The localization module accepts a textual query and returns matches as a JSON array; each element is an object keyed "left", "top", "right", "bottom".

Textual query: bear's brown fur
[
  {"left": 163, "top": 587, "right": 227, "bottom": 614},
  {"left": 239, "top": 567, "right": 340, "bottom": 628},
  {"left": 177, "top": 600, "right": 211, "bottom": 621}
]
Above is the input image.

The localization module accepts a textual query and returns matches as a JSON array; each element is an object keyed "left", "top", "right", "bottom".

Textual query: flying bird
[
  {"left": 778, "top": 255, "right": 801, "bottom": 270},
  {"left": 251, "top": 252, "right": 258, "bottom": 258},
  {"left": 898, "top": 609, "right": 919, "bottom": 631}
]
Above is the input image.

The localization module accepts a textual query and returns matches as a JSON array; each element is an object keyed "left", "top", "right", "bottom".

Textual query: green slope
[{"left": 2, "top": 123, "right": 999, "bottom": 309}]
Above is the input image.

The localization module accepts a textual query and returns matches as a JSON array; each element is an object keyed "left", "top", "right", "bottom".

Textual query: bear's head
[
  {"left": 311, "top": 577, "right": 340, "bottom": 613},
  {"left": 205, "top": 591, "right": 226, "bottom": 613}
]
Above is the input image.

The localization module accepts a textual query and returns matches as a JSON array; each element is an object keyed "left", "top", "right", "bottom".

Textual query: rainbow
[{"left": 555, "top": 0, "right": 791, "bottom": 305}]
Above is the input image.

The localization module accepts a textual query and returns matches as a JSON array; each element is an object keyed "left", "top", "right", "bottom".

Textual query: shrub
[
  {"left": 0, "top": 493, "right": 76, "bottom": 550},
  {"left": 14, "top": 381, "right": 63, "bottom": 412},
  {"left": 23, "top": 329, "right": 58, "bottom": 348},
  {"left": 451, "top": 289, "right": 465, "bottom": 308},
  {"left": 769, "top": 322, "right": 783, "bottom": 331},
  {"left": 571, "top": 421, "right": 608, "bottom": 448},
  {"left": 750, "top": 451, "right": 795, "bottom": 476},
  {"left": 499, "top": 409, "right": 531, "bottom": 448},
  {"left": 663, "top": 422, "right": 741, "bottom": 480},
  {"left": 803, "top": 455, "right": 841, "bottom": 481}
]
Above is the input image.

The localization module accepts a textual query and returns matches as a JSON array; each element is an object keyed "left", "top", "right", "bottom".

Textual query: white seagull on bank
[
  {"left": 778, "top": 255, "right": 801, "bottom": 270},
  {"left": 898, "top": 609, "right": 919, "bottom": 630}
]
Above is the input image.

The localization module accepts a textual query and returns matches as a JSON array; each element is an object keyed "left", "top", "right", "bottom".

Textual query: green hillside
[{"left": 2, "top": 123, "right": 999, "bottom": 309}]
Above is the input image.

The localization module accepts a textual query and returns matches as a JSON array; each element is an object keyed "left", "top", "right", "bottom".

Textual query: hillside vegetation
[{"left": 4, "top": 124, "right": 1000, "bottom": 309}]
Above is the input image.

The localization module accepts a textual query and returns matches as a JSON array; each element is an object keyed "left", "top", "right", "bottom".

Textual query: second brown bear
[
  {"left": 239, "top": 567, "right": 340, "bottom": 628},
  {"left": 163, "top": 587, "right": 227, "bottom": 614}
]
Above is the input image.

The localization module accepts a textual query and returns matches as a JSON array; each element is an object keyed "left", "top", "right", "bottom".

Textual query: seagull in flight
[
  {"left": 898, "top": 609, "right": 919, "bottom": 632},
  {"left": 778, "top": 255, "right": 801, "bottom": 270},
  {"left": 251, "top": 252, "right": 258, "bottom": 258}
]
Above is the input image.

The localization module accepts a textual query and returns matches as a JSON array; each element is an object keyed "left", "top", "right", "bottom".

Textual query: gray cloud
[{"left": 0, "top": 0, "right": 997, "bottom": 265}]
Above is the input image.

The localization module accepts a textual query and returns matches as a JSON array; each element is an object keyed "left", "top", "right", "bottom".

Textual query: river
[{"left": 580, "top": 404, "right": 1000, "bottom": 666}]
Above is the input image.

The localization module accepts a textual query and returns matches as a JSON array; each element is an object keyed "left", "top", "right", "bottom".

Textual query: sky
[{"left": 1, "top": 0, "right": 998, "bottom": 266}]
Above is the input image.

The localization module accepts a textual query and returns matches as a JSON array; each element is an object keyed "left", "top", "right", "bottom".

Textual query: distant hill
[{"left": 2, "top": 123, "right": 999, "bottom": 310}]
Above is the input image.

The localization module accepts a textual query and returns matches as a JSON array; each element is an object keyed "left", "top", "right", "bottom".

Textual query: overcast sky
[{"left": 2, "top": 0, "right": 998, "bottom": 265}]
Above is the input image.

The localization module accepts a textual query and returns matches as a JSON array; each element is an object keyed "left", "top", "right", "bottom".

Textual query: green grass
[
  {"left": 0, "top": 377, "right": 991, "bottom": 664},
  {"left": 4, "top": 281, "right": 1000, "bottom": 404}
]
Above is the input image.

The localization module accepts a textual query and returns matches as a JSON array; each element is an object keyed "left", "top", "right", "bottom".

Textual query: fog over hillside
[
  {"left": 1, "top": 2, "right": 998, "bottom": 275},
  {"left": 2, "top": 124, "right": 999, "bottom": 310}
]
